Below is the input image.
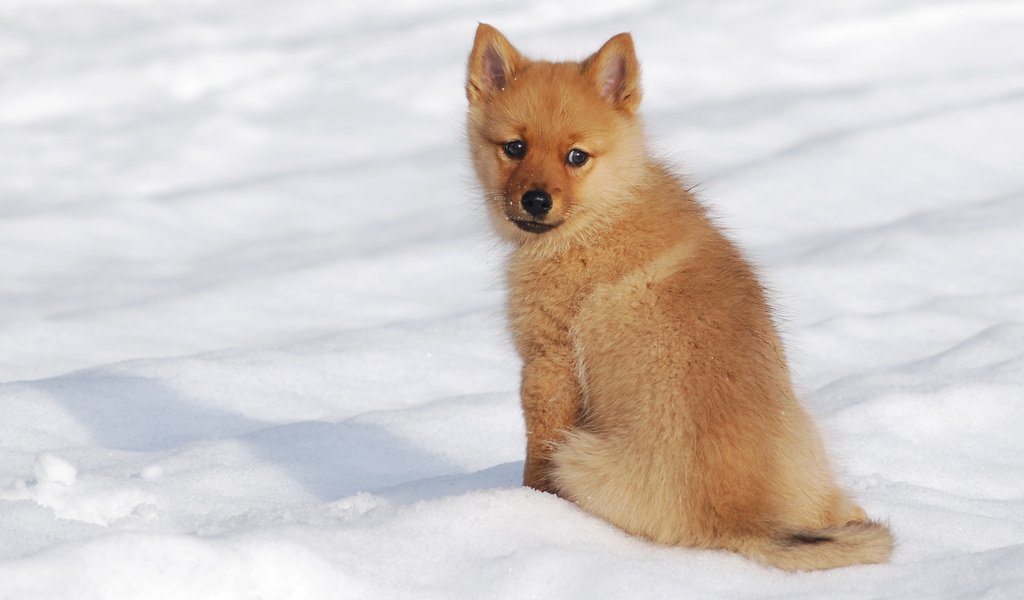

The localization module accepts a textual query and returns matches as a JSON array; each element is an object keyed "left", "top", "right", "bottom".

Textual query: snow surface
[{"left": 2, "top": 0, "right": 1024, "bottom": 597}]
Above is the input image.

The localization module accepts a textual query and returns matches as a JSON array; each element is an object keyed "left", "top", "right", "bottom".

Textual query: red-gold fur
[{"left": 466, "top": 24, "right": 892, "bottom": 570}]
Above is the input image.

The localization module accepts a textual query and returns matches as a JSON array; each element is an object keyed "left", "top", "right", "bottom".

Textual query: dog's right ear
[{"left": 467, "top": 24, "right": 524, "bottom": 104}]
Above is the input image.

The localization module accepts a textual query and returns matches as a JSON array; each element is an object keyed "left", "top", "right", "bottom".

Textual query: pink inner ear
[
  {"left": 484, "top": 45, "right": 507, "bottom": 91},
  {"left": 600, "top": 55, "right": 625, "bottom": 100}
]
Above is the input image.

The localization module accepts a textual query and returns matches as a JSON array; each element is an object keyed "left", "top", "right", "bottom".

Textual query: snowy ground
[{"left": 2, "top": 0, "right": 1024, "bottom": 597}]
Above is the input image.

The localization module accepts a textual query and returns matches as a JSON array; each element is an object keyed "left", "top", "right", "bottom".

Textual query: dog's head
[{"left": 466, "top": 25, "right": 648, "bottom": 248}]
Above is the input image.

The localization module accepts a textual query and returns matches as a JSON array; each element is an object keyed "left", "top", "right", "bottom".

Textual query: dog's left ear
[{"left": 582, "top": 33, "right": 642, "bottom": 114}]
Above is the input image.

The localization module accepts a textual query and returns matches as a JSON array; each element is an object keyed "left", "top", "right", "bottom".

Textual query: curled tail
[{"left": 736, "top": 520, "right": 893, "bottom": 571}]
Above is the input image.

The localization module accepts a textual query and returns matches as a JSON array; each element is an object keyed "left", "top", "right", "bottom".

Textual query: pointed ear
[
  {"left": 466, "top": 24, "right": 525, "bottom": 104},
  {"left": 582, "top": 33, "right": 641, "bottom": 114}
]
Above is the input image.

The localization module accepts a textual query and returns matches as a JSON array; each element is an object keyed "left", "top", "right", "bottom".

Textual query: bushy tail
[{"left": 736, "top": 520, "right": 893, "bottom": 571}]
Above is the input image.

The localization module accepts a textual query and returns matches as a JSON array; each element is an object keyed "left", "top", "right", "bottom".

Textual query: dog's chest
[
  {"left": 508, "top": 252, "right": 590, "bottom": 332},
  {"left": 507, "top": 244, "right": 642, "bottom": 349}
]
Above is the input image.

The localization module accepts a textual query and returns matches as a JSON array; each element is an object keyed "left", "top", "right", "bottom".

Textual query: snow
[{"left": 2, "top": 0, "right": 1023, "bottom": 597}]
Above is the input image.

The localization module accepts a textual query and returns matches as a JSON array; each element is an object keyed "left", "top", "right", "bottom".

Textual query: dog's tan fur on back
[{"left": 465, "top": 24, "right": 892, "bottom": 571}]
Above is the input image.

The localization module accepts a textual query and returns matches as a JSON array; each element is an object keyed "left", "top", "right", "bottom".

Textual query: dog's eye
[
  {"left": 566, "top": 148, "right": 589, "bottom": 167},
  {"left": 503, "top": 140, "right": 526, "bottom": 159}
]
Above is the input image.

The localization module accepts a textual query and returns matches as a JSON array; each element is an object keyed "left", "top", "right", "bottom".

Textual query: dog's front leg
[{"left": 519, "top": 353, "right": 580, "bottom": 494}]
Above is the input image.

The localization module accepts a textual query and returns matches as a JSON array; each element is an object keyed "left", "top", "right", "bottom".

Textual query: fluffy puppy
[{"left": 466, "top": 24, "right": 892, "bottom": 570}]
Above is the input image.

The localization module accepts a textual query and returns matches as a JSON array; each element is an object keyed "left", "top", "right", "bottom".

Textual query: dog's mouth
[{"left": 511, "top": 219, "right": 560, "bottom": 234}]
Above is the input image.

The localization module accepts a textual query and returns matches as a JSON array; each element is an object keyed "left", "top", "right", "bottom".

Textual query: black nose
[{"left": 521, "top": 189, "right": 552, "bottom": 217}]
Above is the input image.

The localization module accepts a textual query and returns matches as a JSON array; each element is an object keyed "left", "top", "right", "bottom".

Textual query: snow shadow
[
  {"left": 35, "top": 372, "right": 266, "bottom": 452},
  {"left": 240, "top": 420, "right": 457, "bottom": 500},
  {"left": 35, "top": 371, "right": 461, "bottom": 500},
  {"left": 375, "top": 461, "right": 523, "bottom": 506}
]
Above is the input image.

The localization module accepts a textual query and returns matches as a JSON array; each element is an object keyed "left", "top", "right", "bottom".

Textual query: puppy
[{"left": 465, "top": 24, "right": 892, "bottom": 570}]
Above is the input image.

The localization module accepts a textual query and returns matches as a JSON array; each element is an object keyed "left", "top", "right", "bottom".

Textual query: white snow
[{"left": 2, "top": 0, "right": 1023, "bottom": 597}]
